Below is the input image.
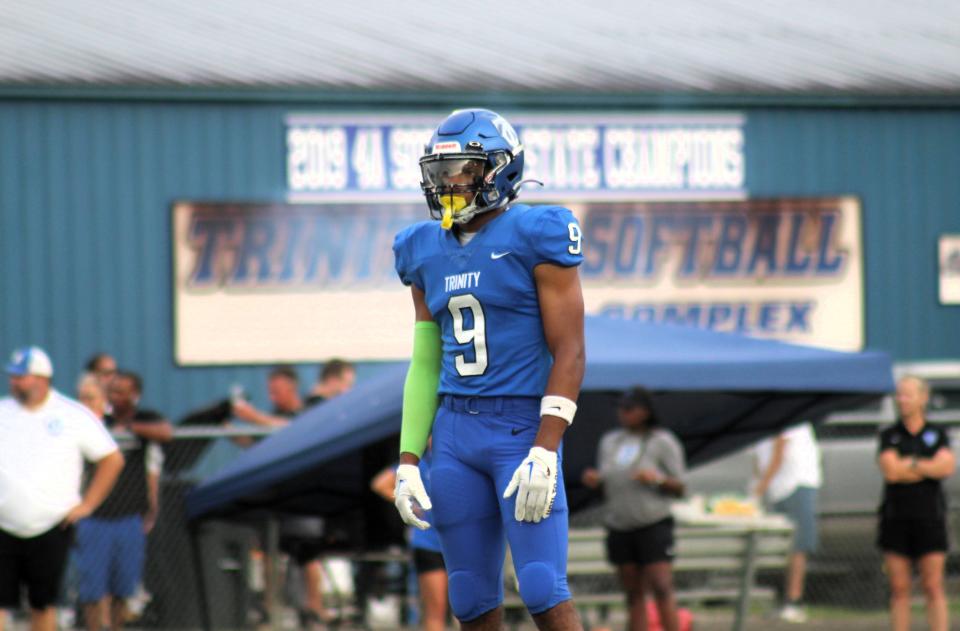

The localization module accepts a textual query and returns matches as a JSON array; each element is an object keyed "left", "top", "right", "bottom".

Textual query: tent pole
[
  {"left": 189, "top": 521, "right": 214, "bottom": 631},
  {"left": 264, "top": 516, "right": 281, "bottom": 631}
]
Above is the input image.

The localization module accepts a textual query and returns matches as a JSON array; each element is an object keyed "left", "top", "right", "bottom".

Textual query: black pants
[{"left": 0, "top": 525, "right": 74, "bottom": 610}]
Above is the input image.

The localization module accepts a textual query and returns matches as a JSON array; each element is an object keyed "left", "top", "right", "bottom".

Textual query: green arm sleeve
[{"left": 399, "top": 321, "right": 442, "bottom": 457}]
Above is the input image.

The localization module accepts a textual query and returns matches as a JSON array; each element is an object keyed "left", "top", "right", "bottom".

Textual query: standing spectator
[
  {"left": 298, "top": 361, "right": 355, "bottom": 626},
  {"left": 233, "top": 366, "right": 346, "bottom": 627},
  {"left": 229, "top": 367, "right": 304, "bottom": 625},
  {"left": 75, "top": 371, "right": 172, "bottom": 631},
  {"left": 286, "top": 362, "right": 355, "bottom": 628},
  {"left": 372, "top": 444, "right": 448, "bottom": 631},
  {"left": 581, "top": 387, "right": 686, "bottom": 631},
  {"left": 751, "top": 422, "right": 822, "bottom": 623},
  {"left": 305, "top": 359, "right": 356, "bottom": 408},
  {"left": 232, "top": 365, "right": 303, "bottom": 429},
  {"left": 77, "top": 374, "right": 108, "bottom": 419},
  {"left": 0, "top": 347, "right": 123, "bottom": 631},
  {"left": 72, "top": 374, "right": 111, "bottom": 627},
  {"left": 877, "top": 376, "right": 955, "bottom": 631},
  {"left": 84, "top": 353, "right": 118, "bottom": 392}
]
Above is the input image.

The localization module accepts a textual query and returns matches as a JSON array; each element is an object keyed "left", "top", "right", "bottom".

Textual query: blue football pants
[{"left": 429, "top": 396, "right": 571, "bottom": 622}]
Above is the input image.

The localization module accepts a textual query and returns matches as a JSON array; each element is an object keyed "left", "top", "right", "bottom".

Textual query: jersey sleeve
[
  {"left": 523, "top": 206, "right": 584, "bottom": 267},
  {"left": 877, "top": 426, "right": 897, "bottom": 455},
  {"left": 393, "top": 225, "right": 423, "bottom": 289},
  {"left": 76, "top": 410, "right": 119, "bottom": 462}
]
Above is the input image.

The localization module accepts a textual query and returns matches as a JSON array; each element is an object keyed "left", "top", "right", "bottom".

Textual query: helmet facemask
[{"left": 420, "top": 148, "right": 513, "bottom": 229}]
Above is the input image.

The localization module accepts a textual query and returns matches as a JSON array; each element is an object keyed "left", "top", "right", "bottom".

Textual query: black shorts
[
  {"left": 0, "top": 525, "right": 74, "bottom": 610},
  {"left": 279, "top": 535, "right": 326, "bottom": 566},
  {"left": 878, "top": 517, "right": 948, "bottom": 559},
  {"left": 412, "top": 548, "right": 445, "bottom": 574},
  {"left": 606, "top": 517, "right": 675, "bottom": 567}
]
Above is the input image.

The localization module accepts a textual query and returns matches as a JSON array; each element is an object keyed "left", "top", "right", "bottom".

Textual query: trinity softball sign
[{"left": 172, "top": 197, "right": 862, "bottom": 364}]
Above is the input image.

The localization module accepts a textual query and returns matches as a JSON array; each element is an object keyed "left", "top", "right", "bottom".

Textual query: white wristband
[{"left": 540, "top": 395, "right": 577, "bottom": 425}]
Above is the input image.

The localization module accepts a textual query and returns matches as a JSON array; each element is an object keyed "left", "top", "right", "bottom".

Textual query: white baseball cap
[{"left": 5, "top": 346, "right": 54, "bottom": 378}]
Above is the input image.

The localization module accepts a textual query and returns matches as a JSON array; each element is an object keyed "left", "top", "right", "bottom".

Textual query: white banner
[
  {"left": 285, "top": 113, "right": 746, "bottom": 202},
  {"left": 172, "top": 197, "right": 863, "bottom": 365},
  {"left": 940, "top": 235, "right": 960, "bottom": 305}
]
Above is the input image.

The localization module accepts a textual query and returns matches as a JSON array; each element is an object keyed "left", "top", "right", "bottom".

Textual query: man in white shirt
[
  {"left": 752, "top": 422, "right": 822, "bottom": 624},
  {"left": 0, "top": 347, "right": 123, "bottom": 631}
]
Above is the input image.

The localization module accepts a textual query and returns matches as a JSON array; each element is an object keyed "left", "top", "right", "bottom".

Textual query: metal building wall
[
  {"left": 0, "top": 99, "right": 296, "bottom": 420},
  {"left": 745, "top": 109, "right": 960, "bottom": 360},
  {"left": 0, "top": 98, "right": 958, "bottom": 420}
]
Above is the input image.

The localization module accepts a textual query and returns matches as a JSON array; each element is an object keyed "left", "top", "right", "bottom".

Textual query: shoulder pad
[
  {"left": 393, "top": 221, "right": 436, "bottom": 288},
  {"left": 516, "top": 205, "right": 583, "bottom": 268}
]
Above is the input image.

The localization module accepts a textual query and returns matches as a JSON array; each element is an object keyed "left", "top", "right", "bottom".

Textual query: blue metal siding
[
  {"left": 745, "top": 109, "right": 960, "bottom": 360},
  {"left": 1, "top": 100, "right": 958, "bottom": 421},
  {"left": 0, "top": 100, "right": 297, "bottom": 419}
]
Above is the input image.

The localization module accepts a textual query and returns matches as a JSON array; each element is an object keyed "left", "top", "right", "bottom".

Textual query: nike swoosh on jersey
[{"left": 490, "top": 251, "right": 512, "bottom": 259}]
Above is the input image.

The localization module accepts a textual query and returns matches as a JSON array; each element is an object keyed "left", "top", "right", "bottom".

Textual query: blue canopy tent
[{"left": 186, "top": 315, "right": 893, "bottom": 526}]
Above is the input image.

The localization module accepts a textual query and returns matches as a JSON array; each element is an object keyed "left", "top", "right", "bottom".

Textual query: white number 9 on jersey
[
  {"left": 448, "top": 293, "right": 488, "bottom": 376},
  {"left": 568, "top": 222, "right": 582, "bottom": 255}
]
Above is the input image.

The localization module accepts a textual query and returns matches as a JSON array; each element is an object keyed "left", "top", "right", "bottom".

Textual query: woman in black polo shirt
[{"left": 877, "top": 376, "right": 955, "bottom": 631}]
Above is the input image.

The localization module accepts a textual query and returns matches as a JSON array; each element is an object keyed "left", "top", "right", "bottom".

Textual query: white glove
[
  {"left": 394, "top": 464, "right": 432, "bottom": 530},
  {"left": 502, "top": 447, "right": 559, "bottom": 523}
]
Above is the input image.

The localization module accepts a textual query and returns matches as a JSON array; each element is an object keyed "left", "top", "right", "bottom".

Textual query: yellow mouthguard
[
  {"left": 440, "top": 208, "right": 454, "bottom": 230},
  {"left": 439, "top": 191, "right": 475, "bottom": 230}
]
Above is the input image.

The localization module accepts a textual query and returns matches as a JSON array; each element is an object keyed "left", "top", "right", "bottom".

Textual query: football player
[{"left": 392, "top": 108, "right": 585, "bottom": 631}]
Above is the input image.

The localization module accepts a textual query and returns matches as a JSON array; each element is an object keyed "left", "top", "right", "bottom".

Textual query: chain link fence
[
  {"left": 52, "top": 426, "right": 413, "bottom": 631},
  {"left": 30, "top": 426, "right": 958, "bottom": 631}
]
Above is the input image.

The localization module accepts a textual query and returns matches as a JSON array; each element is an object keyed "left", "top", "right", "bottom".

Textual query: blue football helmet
[{"left": 419, "top": 108, "right": 524, "bottom": 229}]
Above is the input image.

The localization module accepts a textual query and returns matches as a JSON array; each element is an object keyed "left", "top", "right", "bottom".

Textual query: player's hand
[
  {"left": 503, "top": 447, "right": 558, "bottom": 523},
  {"left": 394, "top": 464, "right": 432, "bottom": 530}
]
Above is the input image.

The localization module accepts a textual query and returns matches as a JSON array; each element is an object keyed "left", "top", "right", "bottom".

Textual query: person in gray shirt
[{"left": 582, "top": 386, "right": 686, "bottom": 631}]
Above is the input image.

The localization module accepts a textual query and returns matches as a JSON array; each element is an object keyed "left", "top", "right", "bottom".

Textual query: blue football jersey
[{"left": 393, "top": 204, "right": 583, "bottom": 397}]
